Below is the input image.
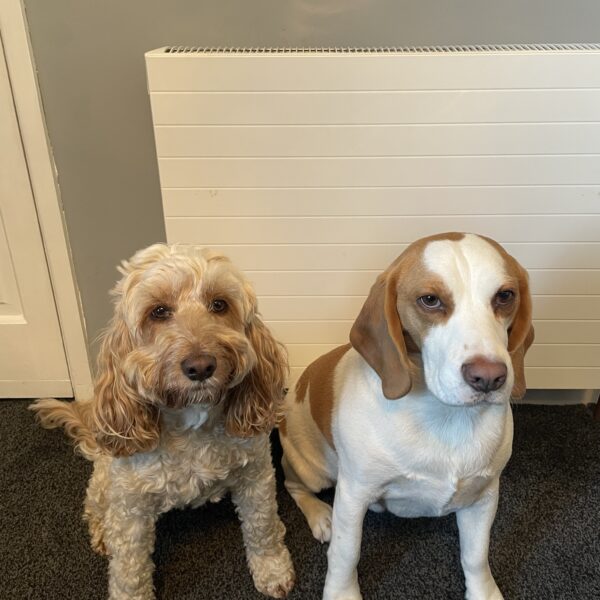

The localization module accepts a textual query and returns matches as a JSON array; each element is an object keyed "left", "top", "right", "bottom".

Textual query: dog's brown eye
[
  {"left": 210, "top": 299, "right": 228, "bottom": 313},
  {"left": 418, "top": 295, "right": 443, "bottom": 310},
  {"left": 495, "top": 290, "right": 515, "bottom": 306},
  {"left": 150, "top": 305, "right": 172, "bottom": 320}
]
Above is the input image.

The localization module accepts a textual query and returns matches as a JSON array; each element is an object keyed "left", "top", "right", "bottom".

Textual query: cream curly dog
[{"left": 31, "top": 244, "right": 295, "bottom": 600}]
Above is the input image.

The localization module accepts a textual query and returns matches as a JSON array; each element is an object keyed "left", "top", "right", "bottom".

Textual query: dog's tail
[{"left": 29, "top": 398, "right": 100, "bottom": 459}]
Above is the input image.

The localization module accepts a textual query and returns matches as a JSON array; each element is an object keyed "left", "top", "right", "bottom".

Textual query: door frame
[{"left": 0, "top": 0, "right": 93, "bottom": 399}]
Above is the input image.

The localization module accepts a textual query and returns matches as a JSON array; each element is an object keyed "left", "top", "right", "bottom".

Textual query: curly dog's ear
[
  {"left": 91, "top": 315, "right": 160, "bottom": 456},
  {"left": 225, "top": 306, "right": 288, "bottom": 438},
  {"left": 30, "top": 313, "right": 160, "bottom": 458}
]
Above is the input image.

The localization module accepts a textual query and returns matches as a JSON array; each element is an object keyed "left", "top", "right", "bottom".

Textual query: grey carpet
[{"left": 1, "top": 400, "right": 599, "bottom": 599}]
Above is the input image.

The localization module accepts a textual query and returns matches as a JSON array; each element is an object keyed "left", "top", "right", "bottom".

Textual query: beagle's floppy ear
[
  {"left": 507, "top": 264, "right": 535, "bottom": 400},
  {"left": 350, "top": 269, "right": 413, "bottom": 399}
]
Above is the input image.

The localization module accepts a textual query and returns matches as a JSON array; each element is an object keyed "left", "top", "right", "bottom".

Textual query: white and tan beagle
[{"left": 280, "top": 232, "right": 534, "bottom": 600}]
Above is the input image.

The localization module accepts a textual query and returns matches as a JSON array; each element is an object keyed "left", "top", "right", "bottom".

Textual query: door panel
[{"left": 0, "top": 33, "right": 71, "bottom": 397}]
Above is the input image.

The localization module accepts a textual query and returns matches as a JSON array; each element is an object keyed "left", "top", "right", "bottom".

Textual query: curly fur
[{"left": 30, "top": 244, "right": 294, "bottom": 600}]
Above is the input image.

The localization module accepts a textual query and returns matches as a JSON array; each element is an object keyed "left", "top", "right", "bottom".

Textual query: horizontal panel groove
[
  {"left": 244, "top": 268, "right": 600, "bottom": 273},
  {"left": 154, "top": 121, "right": 600, "bottom": 125},
  {"left": 257, "top": 296, "right": 600, "bottom": 320},
  {"left": 150, "top": 90, "right": 600, "bottom": 124},
  {"left": 150, "top": 89, "right": 600, "bottom": 94},
  {"left": 163, "top": 184, "right": 600, "bottom": 189},
  {"left": 286, "top": 343, "right": 600, "bottom": 368},
  {"left": 257, "top": 294, "right": 600, "bottom": 298},
  {"left": 168, "top": 216, "right": 600, "bottom": 221},
  {"left": 521, "top": 367, "right": 598, "bottom": 370},
  {"left": 162, "top": 184, "right": 600, "bottom": 187},
  {"left": 161, "top": 154, "right": 600, "bottom": 160},
  {"left": 177, "top": 244, "right": 600, "bottom": 250},
  {"left": 163, "top": 150, "right": 600, "bottom": 157},
  {"left": 268, "top": 320, "right": 600, "bottom": 344},
  {"left": 159, "top": 156, "right": 600, "bottom": 183},
  {"left": 245, "top": 269, "right": 600, "bottom": 273},
  {"left": 168, "top": 216, "right": 600, "bottom": 244},
  {"left": 266, "top": 319, "right": 600, "bottom": 323},
  {"left": 179, "top": 243, "right": 600, "bottom": 247},
  {"left": 153, "top": 121, "right": 600, "bottom": 126},
  {"left": 167, "top": 214, "right": 600, "bottom": 219},
  {"left": 258, "top": 292, "right": 600, "bottom": 297},
  {"left": 283, "top": 367, "right": 600, "bottom": 390},
  {"left": 530, "top": 342, "right": 600, "bottom": 345},
  {"left": 159, "top": 152, "right": 600, "bottom": 157},
  {"left": 169, "top": 214, "right": 600, "bottom": 219},
  {"left": 285, "top": 342, "right": 600, "bottom": 346}
]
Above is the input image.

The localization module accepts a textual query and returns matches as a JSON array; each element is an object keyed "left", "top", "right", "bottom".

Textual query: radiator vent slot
[{"left": 164, "top": 43, "right": 600, "bottom": 54}]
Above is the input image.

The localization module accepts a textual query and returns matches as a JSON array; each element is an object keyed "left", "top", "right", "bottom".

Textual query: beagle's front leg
[
  {"left": 323, "top": 476, "right": 372, "bottom": 600},
  {"left": 456, "top": 478, "right": 503, "bottom": 600}
]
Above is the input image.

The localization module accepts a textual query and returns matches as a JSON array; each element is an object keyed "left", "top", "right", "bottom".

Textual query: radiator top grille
[{"left": 164, "top": 43, "right": 600, "bottom": 54}]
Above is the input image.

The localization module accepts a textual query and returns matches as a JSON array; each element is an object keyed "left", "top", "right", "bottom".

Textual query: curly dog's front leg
[
  {"left": 231, "top": 441, "right": 295, "bottom": 598},
  {"left": 103, "top": 495, "right": 158, "bottom": 600}
]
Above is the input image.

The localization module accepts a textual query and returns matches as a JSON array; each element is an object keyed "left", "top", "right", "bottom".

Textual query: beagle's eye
[
  {"left": 495, "top": 290, "right": 515, "bottom": 306},
  {"left": 418, "top": 295, "right": 443, "bottom": 310},
  {"left": 150, "top": 305, "right": 173, "bottom": 320},
  {"left": 209, "top": 298, "right": 228, "bottom": 313}
]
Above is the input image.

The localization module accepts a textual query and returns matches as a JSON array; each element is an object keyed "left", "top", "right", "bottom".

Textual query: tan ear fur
[
  {"left": 508, "top": 264, "right": 535, "bottom": 400},
  {"left": 350, "top": 269, "right": 413, "bottom": 399},
  {"left": 30, "top": 314, "right": 160, "bottom": 458},
  {"left": 225, "top": 315, "right": 288, "bottom": 437},
  {"left": 91, "top": 315, "right": 160, "bottom": 457}
]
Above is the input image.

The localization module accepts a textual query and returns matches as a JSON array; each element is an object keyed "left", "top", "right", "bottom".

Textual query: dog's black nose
[
  {"left": 181, "top": 354, "right": 217, "bottom": 382},
  {"left": 461, "top": 358, "right": 507, "bottom": 393}
]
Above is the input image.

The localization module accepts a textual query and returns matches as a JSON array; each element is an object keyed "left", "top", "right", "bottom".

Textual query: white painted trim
[
  {"left": 0, "top": 1, "right": 93, "bottom": 400},
  {"left": 0, "top": 380, "right": 73, "bottom": 399},
  {"left": 517, "top": 389, "right": 600, "bottom": 406}
]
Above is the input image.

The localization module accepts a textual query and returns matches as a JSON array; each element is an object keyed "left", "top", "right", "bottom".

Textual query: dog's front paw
[
  {"left": 465, "top": 578, "right": 503, "bottom": 600},
  {"left": 323, "top": 571, "right": 362, "bottom": 600},
  {"left": 307, "top": 501, "right": 333, "bottom": 543},
  {"left": 248, "top": 546, "right": 295, "bottom": 598},
  {"left": 323, "top": 583, "right": 363, "bottom": 600}
]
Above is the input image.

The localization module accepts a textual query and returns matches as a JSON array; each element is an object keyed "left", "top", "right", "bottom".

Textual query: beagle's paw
[{"left": 307, "top": 500, "right": 333, "bottom": 543}]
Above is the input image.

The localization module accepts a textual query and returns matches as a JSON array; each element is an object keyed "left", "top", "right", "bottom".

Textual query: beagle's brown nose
[
  {"left": 461, "top": 358, "right": 507, "bottom": 393},
  {"left": 181, "top": 354, "right": 217, "bottom": 382}
]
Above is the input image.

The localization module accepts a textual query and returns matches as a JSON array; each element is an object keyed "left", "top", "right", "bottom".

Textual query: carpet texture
[{"left": 1, "top": 400, "right": 599, "bottom": 599}]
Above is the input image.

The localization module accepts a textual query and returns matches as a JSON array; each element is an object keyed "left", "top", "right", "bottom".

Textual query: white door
[{"left": 0, "top": 33, "right": 71, "bottom": 398}]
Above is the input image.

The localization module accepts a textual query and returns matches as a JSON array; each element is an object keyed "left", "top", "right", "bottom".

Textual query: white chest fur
[{"left": 333, "top": 350, "right": 513, "bottom": 518}]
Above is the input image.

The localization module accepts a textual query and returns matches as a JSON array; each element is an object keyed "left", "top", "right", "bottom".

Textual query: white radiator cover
[{"left": 145, "top": 46, "right": 600, "bottom": 390}]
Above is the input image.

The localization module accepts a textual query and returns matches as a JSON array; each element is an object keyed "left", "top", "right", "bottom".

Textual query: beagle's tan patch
[
  {"left": 278, "top": 419, "right": 287, "bottom": 438},
  {"left": 388, "top": 233, "right": 462, "bottom": 349},
  {"left": 295, "top": 344, "right": 351, "bottom": 448}
]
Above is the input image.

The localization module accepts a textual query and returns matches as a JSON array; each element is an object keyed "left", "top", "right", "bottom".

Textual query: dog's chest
[
  {"left": 118, "top": 428, "right": 260, "bottom": 512},
  {"left": 338, "top": 367, "right": 512, "bottom": 518},
  {"left": 368, "top": 406, "right": 511, "bottom": 517},
  {"left": 380, "top": 468, "right": 492, "bottom": 518}
]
